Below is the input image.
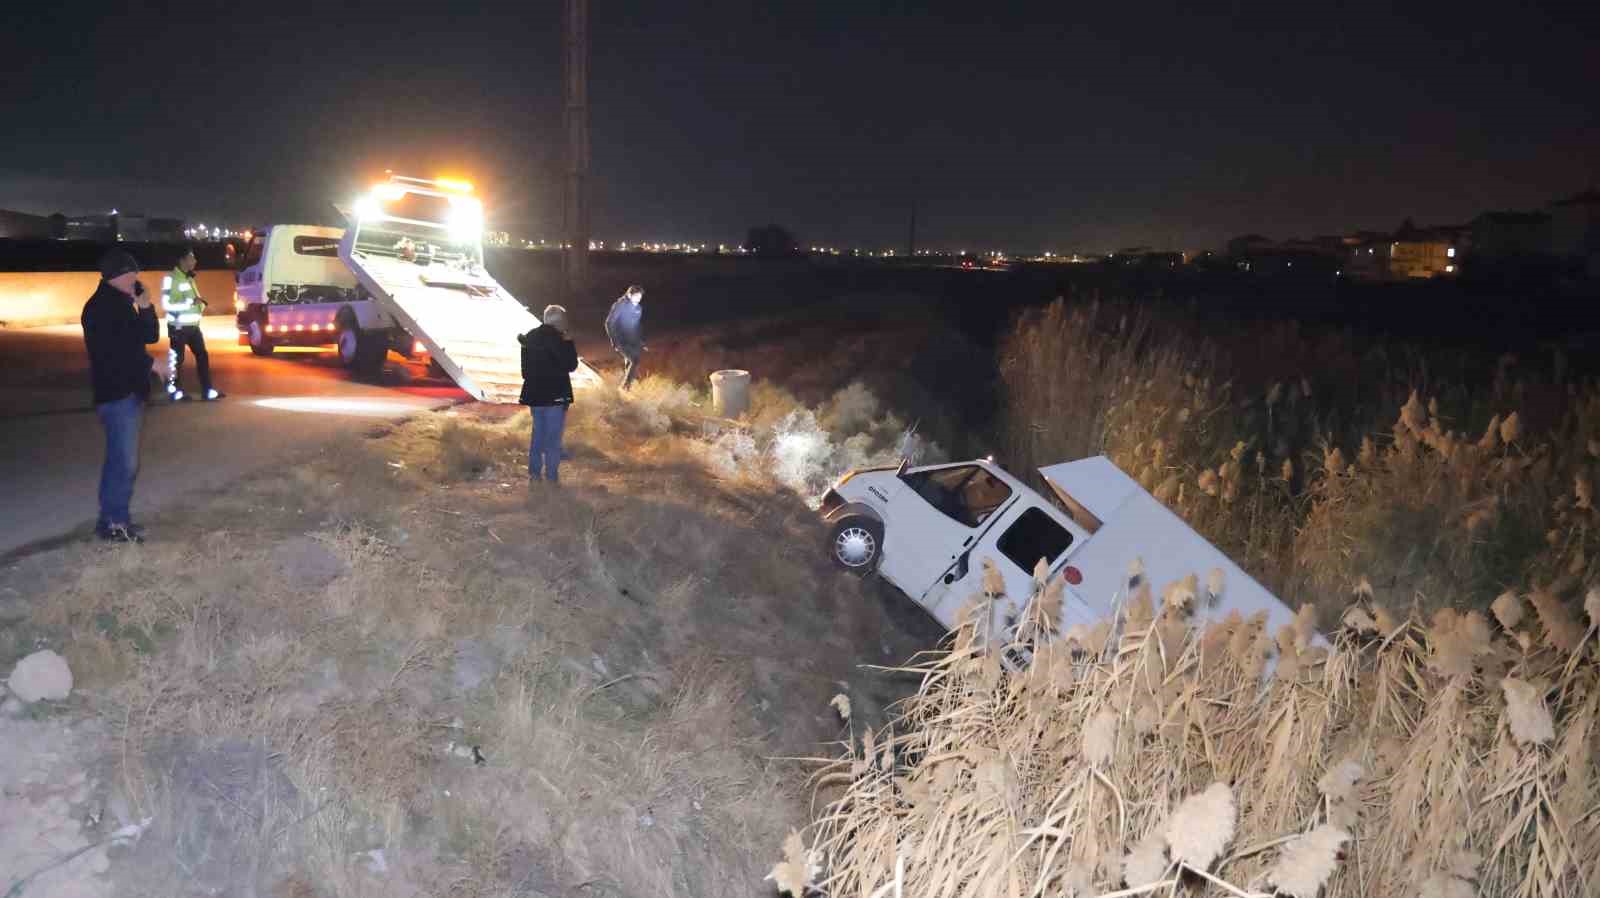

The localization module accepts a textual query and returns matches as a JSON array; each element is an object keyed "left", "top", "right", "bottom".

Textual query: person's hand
[{"left": 133, "top": 282, "right": 153, "bottom": 308}]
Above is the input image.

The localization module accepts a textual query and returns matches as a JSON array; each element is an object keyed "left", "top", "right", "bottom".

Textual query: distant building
[
  {"left": 147, "top": 217, "right": 184, "bottom": 241},
  {"left": 1344, "top": 221, "right": 1463, "bottom": 282},
  {"left": 59, "top": 212, "right": 184, "bottom": 242},
  {"left": 1389, "top": 239, "right": 1455, "bottom": 279},
  {"left": 63, "top": 214, "right": 116, "bottom": 241},
  {"left": 1549, "top": 189, "right": 1600, "bottom": 278},
  {"left": 1470, "top": 211, "right": 1551, "bottom": 259},
  {"left": 1225, "top": 234, "right": 1274, "bottom": 258},
  {"left": 113, "top": 214, "right": 151, "bottom": 241},
  {"left": 0, "top": 208, "right": 54, "bottom": 239}
]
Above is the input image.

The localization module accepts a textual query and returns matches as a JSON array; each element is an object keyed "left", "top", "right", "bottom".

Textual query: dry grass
[
  {"left": 779, "top": 562, "right": 1600, "bottom": 898},
  {"left": 9, "top": 385, "right": 941, "bottom": 897}
]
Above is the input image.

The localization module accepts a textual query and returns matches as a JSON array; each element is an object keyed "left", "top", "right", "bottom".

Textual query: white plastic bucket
[{"left": 710, "top": 369, "right": 751, "bottom": 419}]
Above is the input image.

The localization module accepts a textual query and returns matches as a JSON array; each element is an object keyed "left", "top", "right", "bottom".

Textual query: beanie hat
[{"left": 98, "top": 249, "right": 141, "bottom": 281}]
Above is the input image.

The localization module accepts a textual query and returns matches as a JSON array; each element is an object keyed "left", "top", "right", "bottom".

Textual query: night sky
[{"left": 3, "top": 1, "right": 1595, "bottom": 252}]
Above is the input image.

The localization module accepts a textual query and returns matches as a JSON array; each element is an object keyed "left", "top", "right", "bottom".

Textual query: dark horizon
[{"left": 3, "top": 1, "right": 1595, "bottom": 253}]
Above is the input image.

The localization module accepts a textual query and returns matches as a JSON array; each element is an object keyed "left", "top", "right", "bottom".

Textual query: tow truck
[
  {"left": 235, "top": 175, "right": 599, "bottom": 402},
  {"left": 819, "top": 455, "right": 1309, "bottom": 662}
]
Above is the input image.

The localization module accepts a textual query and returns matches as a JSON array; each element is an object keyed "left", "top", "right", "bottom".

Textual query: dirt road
[{"left": 0, "top": 319, "right": 465, "bottom": 557}]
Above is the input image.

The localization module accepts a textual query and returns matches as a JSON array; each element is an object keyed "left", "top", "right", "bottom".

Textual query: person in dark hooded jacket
[
  {"left": 519, "top": 304, "right": 579, "bottom": 482},
  {"left": 603, "top": 284, "right": 645, "bottom": 390},
  {"left": 81, "top": 249, "right": 160, "bottom": 542}
]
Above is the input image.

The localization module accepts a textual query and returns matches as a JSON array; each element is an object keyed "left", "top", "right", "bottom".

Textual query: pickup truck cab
[{"left": 820, "top": 455, "right": 1304, "bottom": 655}]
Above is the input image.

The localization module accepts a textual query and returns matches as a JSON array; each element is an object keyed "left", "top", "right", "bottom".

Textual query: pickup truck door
[
  {"left": 920, "top": 499, "right": 1091, "bottom": 648},
  {"left": 880, "top": 464, "right": 1019, "bottom": 628}
]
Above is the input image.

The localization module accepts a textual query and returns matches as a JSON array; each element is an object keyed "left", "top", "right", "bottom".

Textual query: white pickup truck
[{"left": 819, "top": 455, "right": 1303, "bottom": 655}]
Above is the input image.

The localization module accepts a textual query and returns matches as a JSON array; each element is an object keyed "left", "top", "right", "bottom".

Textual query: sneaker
[
  {"left": 96, "top": 523, "right": 144, "bottom": 544},
  {"left": 170, "top": 389, "right": 185, "bottom": 402},
  {"left": 204, "top": 389, "right": 225, "bottom": 400}
]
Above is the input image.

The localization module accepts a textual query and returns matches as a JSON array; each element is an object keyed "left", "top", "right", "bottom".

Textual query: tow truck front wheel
[{"left": 828, "top": 517, "right": 883, "bottom": 574}]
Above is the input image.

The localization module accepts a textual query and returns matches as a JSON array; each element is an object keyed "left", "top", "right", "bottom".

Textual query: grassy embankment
[{"left": 2, "top": 377, "right": 941, "bottom": 898}]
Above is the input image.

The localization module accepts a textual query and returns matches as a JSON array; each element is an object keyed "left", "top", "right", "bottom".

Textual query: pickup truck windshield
[{"left": 903, "top": 465, "right": 1012, "bottom": 527}]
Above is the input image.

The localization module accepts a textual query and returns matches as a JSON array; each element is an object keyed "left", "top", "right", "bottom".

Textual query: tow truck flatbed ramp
[{"left": 338, "top": 237, "right": 602, "bottom": 404}]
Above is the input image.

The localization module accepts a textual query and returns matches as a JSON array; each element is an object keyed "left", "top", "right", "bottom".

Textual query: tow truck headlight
[
  {"left": 354, "top": 195, "right": 381, "bottom": 220},
  {"left": 448, "top": 200, "right": 483, "bottom": 242}
]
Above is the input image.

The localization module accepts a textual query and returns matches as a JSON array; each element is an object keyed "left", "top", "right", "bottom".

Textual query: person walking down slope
[
  {"left": 162, "top": 247, "right": 224, "bottom": 401},
  {"left": 81, "top": 249, "right": 161, "bottom": 543},
  {"left": 604, "top": 284, "right": 645, "bottom": 391},
  {"left": 519, "top": 304, "right": 580, "bottom": 483}
]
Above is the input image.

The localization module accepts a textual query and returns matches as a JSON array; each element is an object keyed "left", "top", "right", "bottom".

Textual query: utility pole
[{"left": 563, "top": 0, "right": 590, "bottom": 302}]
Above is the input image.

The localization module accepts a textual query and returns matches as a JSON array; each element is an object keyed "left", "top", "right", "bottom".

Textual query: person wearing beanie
[
  {"left": 161, "top": 247, "right": 224, "bottom": 401},
  {"left": 81, "top": 249, "right": 160, "bottom": 542},
  {"left": 518, "top": 304, "right": 579, "bottom": 483},
  {"left": 603, "top": 284, "right": 646, "bottom": 390}
]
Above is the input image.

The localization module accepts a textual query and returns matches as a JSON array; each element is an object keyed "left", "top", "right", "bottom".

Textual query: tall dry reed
[
  {"left": 776, "top": 562, "right": 1600, "bottom": 898},
  {"left": 999, "top": 298, "right": 1600, "bottom": 618}
]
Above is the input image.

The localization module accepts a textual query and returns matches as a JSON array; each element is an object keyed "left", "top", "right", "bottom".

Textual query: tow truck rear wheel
[
  {"left": 247, "top": 319, "right": 274, "bottom": 357},
  {"left": 828, "top": 516, "right": 883, "bottom": 574},
  {"left": 337, "top": 314, "right": 387, "bottom": 377}
]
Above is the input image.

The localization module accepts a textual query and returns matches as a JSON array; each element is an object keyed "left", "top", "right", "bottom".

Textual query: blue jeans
[
  {"left": 529, "top": 404, "right": 568, "bottom": 482},
  {"left": 96, "top": 394, "right": 144, "bottom": 527}
]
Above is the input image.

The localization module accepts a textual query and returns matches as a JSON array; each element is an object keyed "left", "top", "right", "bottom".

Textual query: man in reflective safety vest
[{"left": 162, "top": 247, "right": 224, "bottom": 401}]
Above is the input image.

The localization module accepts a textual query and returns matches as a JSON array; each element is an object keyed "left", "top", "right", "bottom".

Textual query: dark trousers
[
  {"left": 617, "top": 345, "right": 641, "bottom": 390},
  {"left": 95, "top": 394, "right": 143, "bottom": 528},
  {"left": 168, "top": 324, "right": 211, "bottom": 395}
]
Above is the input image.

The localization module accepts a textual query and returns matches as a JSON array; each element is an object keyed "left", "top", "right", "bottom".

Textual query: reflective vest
[{"left": 162, "top": 268, "right": 204, "bottom": 326}]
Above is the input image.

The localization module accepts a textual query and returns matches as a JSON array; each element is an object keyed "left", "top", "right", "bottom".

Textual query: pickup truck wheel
[
  {"left": 828, "top": 517, "right": 883, "bottom": 573},
  {"left": 247, "top": 320, "right": 275, "bottom": 356}
]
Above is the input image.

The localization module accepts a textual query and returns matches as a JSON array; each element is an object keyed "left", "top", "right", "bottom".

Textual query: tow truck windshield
[{"left": 353, "top": 201, "right": 482, "bottom": 269}]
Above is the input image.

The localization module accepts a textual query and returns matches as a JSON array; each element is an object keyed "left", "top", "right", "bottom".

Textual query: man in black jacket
[
  {"left": 603, "top": 285, "right": 645, "bottom": 390},
  {"left": 81, "top": 249, "right": 160, "bottom": 542},
  {"left": 519, "top": 304, "right": 579, "bottom": 483}
]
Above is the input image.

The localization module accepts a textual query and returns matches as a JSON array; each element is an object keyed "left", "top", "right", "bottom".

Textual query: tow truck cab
[
  {"left": 233, "top": 224, "right": 426, "bottom": 373},
  {"left": 821, "top": 455, "right": 1307, "bottom": 660}
]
